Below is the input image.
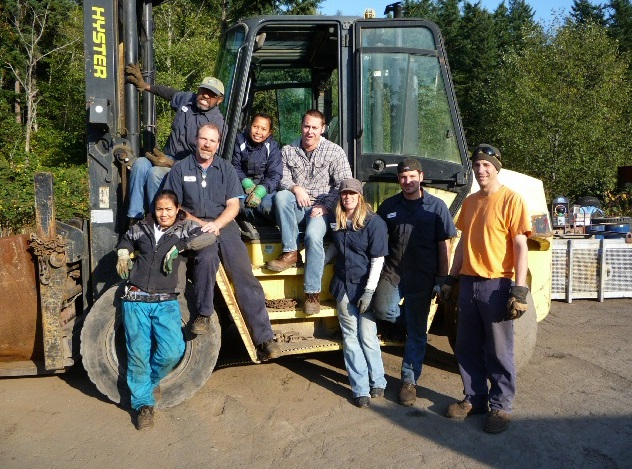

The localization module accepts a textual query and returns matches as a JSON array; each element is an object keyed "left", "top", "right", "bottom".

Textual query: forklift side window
[
  {"left": 361, "top": 27, "right": 435, "bottom": 50},
  {"left": 215, "top": 25, "right": 246, "bottom": 116},
  {"left": 361, "top": 52, "right": 461, "bottom": 163}
]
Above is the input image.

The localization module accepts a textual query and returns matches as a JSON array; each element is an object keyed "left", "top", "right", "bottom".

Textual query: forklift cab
[{"left": 213, "top": 16, "right": 472, "bottom": 214}]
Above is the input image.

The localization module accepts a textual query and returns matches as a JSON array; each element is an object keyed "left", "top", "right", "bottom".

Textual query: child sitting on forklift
[{"left": 231, "top": 113, "right": 282, "bottom": 223}]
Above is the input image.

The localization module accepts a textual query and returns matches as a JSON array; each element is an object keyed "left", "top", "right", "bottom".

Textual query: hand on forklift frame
[{"left": 125, "top": 63, "right": 148, "bottom": 92}]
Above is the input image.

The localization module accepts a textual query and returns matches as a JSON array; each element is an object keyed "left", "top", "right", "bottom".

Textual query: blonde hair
[{"left": 333, "top": 193, "right": 372, "bottom": 231}]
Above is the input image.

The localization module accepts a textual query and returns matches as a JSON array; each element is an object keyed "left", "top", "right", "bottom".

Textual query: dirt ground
[{"left": 1, "top": 299, "right": 631, "bottom": 469}]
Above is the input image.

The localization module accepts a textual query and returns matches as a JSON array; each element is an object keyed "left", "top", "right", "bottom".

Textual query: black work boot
[
  {"left": 191, "top": 315, "right": 210, "bottom": 335},
  {"left": 258, "top": 339, "right": 281, "bottom": 361},
  {"left": 484, "top": 409, "right": 511, "bottom": 434},
  {"left": 136, "top": 406, "right": 154, "bottom": 430},
  {"left": 398, "top": 382, "right": 416, "bottom": 406}
]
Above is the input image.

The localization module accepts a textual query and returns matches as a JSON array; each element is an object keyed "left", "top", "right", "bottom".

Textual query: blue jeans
[
  {"left": 274, "top": 189, "right": 327, "bottom": 293},
  {"left": 373, "top": 278, "right": 432, "bottom": 384},
  {"left": 240, "top": 192, "right": 276, "bottom": 224},
  {"left": 123, "top": 299, "right": 185, "bottom": 410},
  {"left": 337, "top": 295, "right": 387, "bottom": 397},
  {"left": 127, "top": 157, "right": 170, "bottom": 218},
  {"left": 456, "top": 275, "right": 515, "bottom": 413}
]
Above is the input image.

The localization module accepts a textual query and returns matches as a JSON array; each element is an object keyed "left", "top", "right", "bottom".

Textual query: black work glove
[
  {"left": 145, "top": 147, "right": 174, "bottom": 168},
  {"left": 125, "top": 63, "right": 147, "bottom": 92},
  {"left": 439, "top": 275, "right": 458, "bottom": 301},
  {"left": 507, "top": 285, "right": 529, "bottom": 320}
]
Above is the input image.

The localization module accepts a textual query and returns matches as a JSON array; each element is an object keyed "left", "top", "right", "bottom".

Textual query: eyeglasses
[{"left": 474, "top": 146, "right": 501, "bottom": 161}]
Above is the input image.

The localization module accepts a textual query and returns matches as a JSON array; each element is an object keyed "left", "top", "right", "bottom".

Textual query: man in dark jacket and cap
[{"left": 125, "top": 63, "right": 225, "bottom": 221}]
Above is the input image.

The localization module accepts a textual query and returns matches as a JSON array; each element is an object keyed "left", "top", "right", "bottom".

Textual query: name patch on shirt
[
  {"left": 181, "top": 106, "right": 189, "bottom": 113},
  {"left": 387, "top": 212, "right": 397, "bottom": 219},
  {"left": 184, "top": 176, "right": 196, "bottom": 182}
]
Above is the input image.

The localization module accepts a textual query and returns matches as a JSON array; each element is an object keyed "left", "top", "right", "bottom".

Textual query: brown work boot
[
  {"left": 136, "top": 406, "right": 154, "bottom": 430},
  {"left": 445, "top": 399, "right": 488, "bottom": 419},
  {"left": 484, "top": 409, "right": 511, "bottom": 434},
  {"left": 398, "top": 382, "right": 416, "bottom": 406},
  {"left": 258, "top": 339, "right": 281, "bottom": 361},
  {"left": 266, "top": 250, "right": 302, "bottom": 272},
  {"left": 304, "top": 293, "right": 320, "bottom": 315}
]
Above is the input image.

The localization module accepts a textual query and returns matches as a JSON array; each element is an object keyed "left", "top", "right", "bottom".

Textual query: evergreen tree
[
  {"left": 569, "top": 0, "right": 607, "bottom": 25},
  {"left": 607, "top": 0, "right": 632, "bottom": 53}
]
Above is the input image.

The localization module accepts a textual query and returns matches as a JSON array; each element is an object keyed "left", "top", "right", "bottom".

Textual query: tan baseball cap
[{"left": 198, "top": 77, "right": 224, "bottom": 96}]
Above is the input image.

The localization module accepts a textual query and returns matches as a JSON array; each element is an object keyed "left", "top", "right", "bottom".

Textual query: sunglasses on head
[{"left": 475, "top": 146, "right": 501, "bottom": 161}]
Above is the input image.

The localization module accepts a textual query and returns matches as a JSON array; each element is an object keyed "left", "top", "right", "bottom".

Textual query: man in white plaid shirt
[{"left": 266, "top": 109, "right": 352, "bottom": 314}]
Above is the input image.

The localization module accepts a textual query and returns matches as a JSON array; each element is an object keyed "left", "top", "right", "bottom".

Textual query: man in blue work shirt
[
  {"left": 164, "top": 123, "right": 280, "bottom": 360},
  {"left": 373, "top": 158, "right": 457, "bottom": 406},
  {"left": 125, "top": 63, "right": 225, "bottom": 221}
]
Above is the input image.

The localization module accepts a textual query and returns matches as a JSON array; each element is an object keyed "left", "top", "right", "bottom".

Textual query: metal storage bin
[{"left": 552, "top": 238, "right": 632, "bottom": 302}]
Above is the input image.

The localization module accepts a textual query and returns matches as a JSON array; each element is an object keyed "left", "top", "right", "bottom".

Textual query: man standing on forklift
[
  {"left": 125, "top": 63, "right": 225, "bottom": 221},
  {"left": 164, "top": 123, "right": 280, "bottom": 361},
  {"left": 265, "top": 109, "right": 352, "bottom": 315}
]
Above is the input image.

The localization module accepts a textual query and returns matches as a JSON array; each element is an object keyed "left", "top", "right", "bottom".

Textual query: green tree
[
  {"left": 607, "top": 0, "right": 632, "bottom": 53},
  {"left": 454, "top": 3, "right": 500, "bottom": 143},
  {"left": 569, "top": 0, "right": 607, "bottom": 25},
  {"left": 484, "top": 23, "right": 632, "bottom": 200}
]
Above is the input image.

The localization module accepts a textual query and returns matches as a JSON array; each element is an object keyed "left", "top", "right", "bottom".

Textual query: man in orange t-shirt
[{"left": 442, "top": 144, "right": 531, "bottom": 434}]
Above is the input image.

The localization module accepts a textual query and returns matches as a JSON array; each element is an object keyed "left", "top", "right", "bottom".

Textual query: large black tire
[
  {"left": 443, "top": 286, "right": 537, "bottom": 372},
  {"left": 80, "top": 282, "right": 220, "bottom": 409}
]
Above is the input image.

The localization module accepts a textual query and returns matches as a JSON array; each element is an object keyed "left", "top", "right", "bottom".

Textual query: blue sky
[{"left": 319, "top": 0, "right": 576, "bottom": 24}]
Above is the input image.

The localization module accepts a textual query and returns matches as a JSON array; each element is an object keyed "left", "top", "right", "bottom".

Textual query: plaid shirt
[{"left": 279, "top": 137, "right": 352, "bottom": 211}]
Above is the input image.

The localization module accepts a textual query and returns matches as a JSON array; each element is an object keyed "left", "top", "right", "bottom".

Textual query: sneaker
[
  {"left": 191, "top": 315, "right": 210, "bottom": 335},
  {"left": 136, "top": 406, "right": 154, "bottom": 430},
  {"left": 445, "top": 399, "right": 488, "bottom": 419},
  {"left": 258, "top": 339, "right": 281, "bottom": 361},
  {"left": 354, "top": 396, "right": 370, "bottom": 408},
  {"left": 398, "top": 382, "right": 416, "bottom": 406},
  {"left": 304, "top": 293, "right": 320, "bottom": 315},
  {"left": 484, "top": 409, "right": 511, "bottom": 434},
  {"left": 370, "top": 387, "right": 385, "bottom": 398},
  {"left": 266, "top": 250, "right": 302, "bottom": 272}
]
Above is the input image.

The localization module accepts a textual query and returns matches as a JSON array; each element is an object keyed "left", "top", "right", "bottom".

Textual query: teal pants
[{"left": 122, "top": 299, "right": 185, "bottom": 410}]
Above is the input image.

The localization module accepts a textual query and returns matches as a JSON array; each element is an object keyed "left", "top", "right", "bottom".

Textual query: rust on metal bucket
[{"left": 0, "top": 235, "right": 41, "bottom": 362}]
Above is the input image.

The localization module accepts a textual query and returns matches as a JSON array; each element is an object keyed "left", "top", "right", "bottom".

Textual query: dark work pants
[
  {"left": 194, "top": 220, "right": 273, "bottom": 346},
  {"left": 456, "top": 275, "right": 516, "bottom": 413}
]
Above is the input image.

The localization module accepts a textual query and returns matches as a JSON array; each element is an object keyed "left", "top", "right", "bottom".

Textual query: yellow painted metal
[
  {"left": 267, "top": 302, "right": 337, "bottom": 321},
  {"left": 215, "top": 263, "right": 259, "bottom": 363}
]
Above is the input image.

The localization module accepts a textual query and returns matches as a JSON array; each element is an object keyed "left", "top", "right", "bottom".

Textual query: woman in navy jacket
[{"left": 327, "top": 178, "right": 389, "bottom": 408}]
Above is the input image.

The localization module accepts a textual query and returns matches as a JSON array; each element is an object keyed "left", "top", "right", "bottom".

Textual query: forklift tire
[
  {"left": 80, "top": 282, "right": 220, "bottom": 409},
  {"left": 443, "top": 285, "right": 537, "bottom": 372}
]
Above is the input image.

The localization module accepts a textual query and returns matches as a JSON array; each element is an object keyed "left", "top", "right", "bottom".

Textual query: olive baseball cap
[{"left": 198, "top": 76, "right": 224, "bottom": 96}]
